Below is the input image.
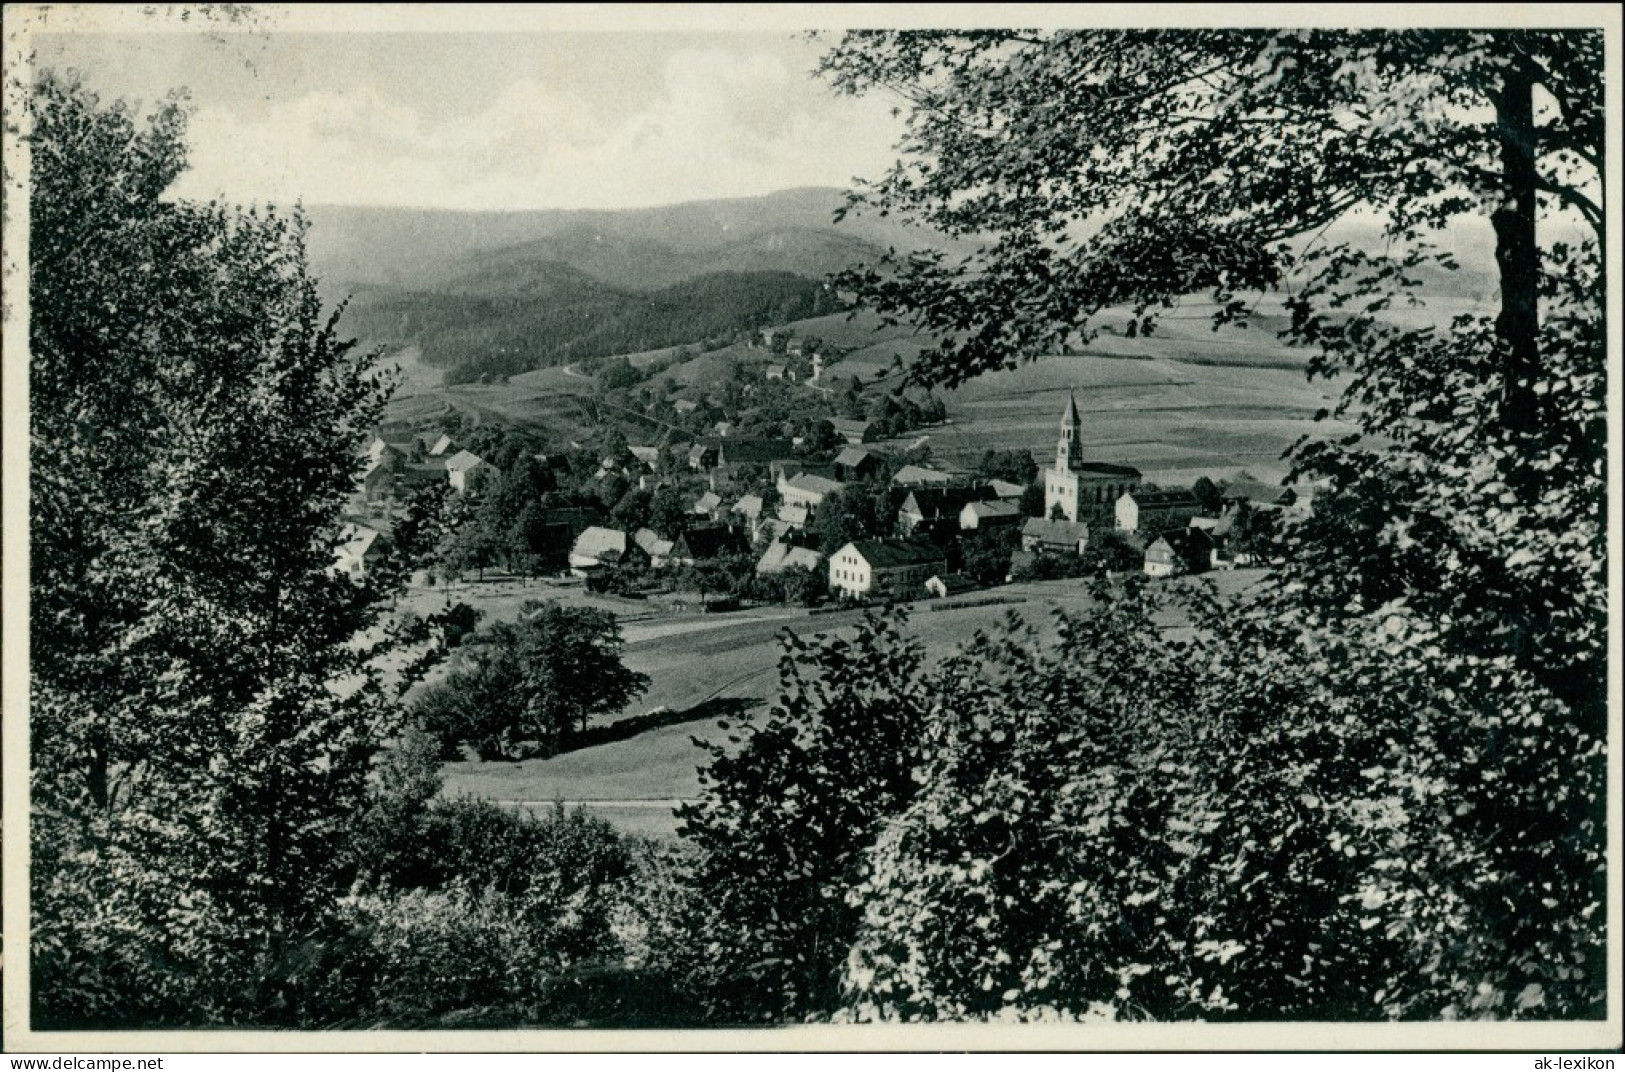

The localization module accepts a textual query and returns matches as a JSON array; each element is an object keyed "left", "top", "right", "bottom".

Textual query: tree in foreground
[
  {"left": 672, "top": 614, "right": 933, "bottom": 1022},
  {"left": 701, "top": 28, "right": 1604, "bottom": 1020},
  {"left": 414, "top": 603, "right": 649, "bottom": 760},
  {"left": 27, "top": 72, "right": 418, "bottom": 1025}
]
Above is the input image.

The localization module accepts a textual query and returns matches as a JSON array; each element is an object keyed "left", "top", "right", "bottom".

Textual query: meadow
[{"left": 439, "top": 570, "right": 1270, "bottom": 839}]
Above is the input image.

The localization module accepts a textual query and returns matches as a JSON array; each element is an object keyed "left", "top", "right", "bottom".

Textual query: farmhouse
[
  {"left": 731, "top": 493, "right": 764, "bottom": 522},
  {"left": 897, "top": 485, "right": 997, "bottom": 535},
  {"left": 671, "top": 525, "right": 750, "bottom": 566},
  {"left": 364, "top": 433, "right": 413, "bottom": 467},
  {"left": 829, "top": 418, "right": 879, "bottom": 445},
  {"left": 687, "top": 441, "right": 721, "bottom": 471},
  {"left": 1117, "top": 489, "right": 1202, "bottom": 534},
  {"left": 417, "top": 432, "right": 455, "bottom": 457},
  {"left": 778, "top": 471, "right": 845, "bottom": 519},
  {"left": 959, "top": 499, "right": 1023, "bottom": 531},
  {"left": 717, "top": 438, "right": 796, "bottom": 469},
  {"left": 756, "top": 541, "right": 823, "bottom": 575},
  {"left": 1042, "top": 393, "right": 1143, "bottom": 523},
  {"left": 334, "top": 524, "right": 389, "bottom": 579},
  {"left": 691, "top": 490, "right": 723, "bottom": 518},
  {"left": 634, "top": 528, "right": 675, "bottom": 568},
  {"left": 828, "top": 539, "right": 947, "bottom": 601},
  {"left": 1021, "top": 516, "right": 1090, "bottom": 556},
  {"left": 833, "top": 446, "right": 885, "bottom": 482},
  {"left": 988, "top": 479, "right": 1028, "bottom": 500},
  {"left": 569, "top": 526, "right": 645, "bottom": 574},
  {"left": 1143, "top": 528, "right": 1212, "bottom": 578},
  {"left": 443, "top": 450, "right": 494, "bottom": 494}
]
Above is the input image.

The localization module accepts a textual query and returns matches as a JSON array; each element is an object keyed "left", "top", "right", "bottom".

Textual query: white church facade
[{"left": 1043, "top": 393, "right": 1143, "bottom": 524}]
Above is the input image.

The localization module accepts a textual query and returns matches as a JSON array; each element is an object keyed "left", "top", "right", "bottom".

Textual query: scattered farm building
[{"left": 828, "top": 539, "right": 947, "bottom": 601}]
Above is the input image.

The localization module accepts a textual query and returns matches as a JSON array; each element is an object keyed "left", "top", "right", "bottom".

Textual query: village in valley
[
  {"left": 24, "top": 14, "right": 1608, "bottom": 1036},
  {"left": 332, "top": 313, "right": 1324, "bottom": 833}
]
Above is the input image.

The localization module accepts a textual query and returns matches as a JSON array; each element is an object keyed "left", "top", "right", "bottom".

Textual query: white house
[
  {"left": 633, "top": 527, "right": 675, "bottom": 568},
  {"left": 691, "top": 490, "right": 723, "bottom": 518},
  {"left": 828, "top": 539, "right": 947, "bottom": 601},
  {"left": 778, "top": 471, "right": 845, "bottom": 520},
  {"left": 1020, "top": 517, "right": 1090, "bottom": 556},
  {"left": 1143, "top": 528, "right": 1212, "bottom": 578},
  {"left": 1116, "top": 489, "right": 1202, "bottom": 534},
  {"left": 333, "top": 524, "right": 388, "bottom": 579},
  {"left": 756, "top": 541, "right": 823, "bottom": 575},
  {"left": 443, "top": 450, "right": 493, "bottom": 494},
  {"left": 570, "top": 526, "right": 636, "bottom": 574},
  {"left": 959, "top": 499, "right": 1023, "bottom": 530}
]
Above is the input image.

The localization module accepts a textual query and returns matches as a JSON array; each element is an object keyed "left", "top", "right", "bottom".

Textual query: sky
[{"left": 31, "top": 23, "right": 906, "bottom": 211}]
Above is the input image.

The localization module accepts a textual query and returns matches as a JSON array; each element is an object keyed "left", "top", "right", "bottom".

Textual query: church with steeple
[{"left": 1043, "top": 392, "right": 1143, "bottom": 524}]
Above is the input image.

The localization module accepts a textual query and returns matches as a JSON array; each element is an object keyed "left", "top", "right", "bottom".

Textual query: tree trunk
[{"left": 1491, "top": 56, "right": 1541, "bottom": 439}]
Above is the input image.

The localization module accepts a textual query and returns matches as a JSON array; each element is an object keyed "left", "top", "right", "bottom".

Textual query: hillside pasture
[
  {"left": 863, "top": 352, "right": 1358, "bottom": 486},
  {"left": 380, "top": 358, "right": 597, "bottom": 443}
]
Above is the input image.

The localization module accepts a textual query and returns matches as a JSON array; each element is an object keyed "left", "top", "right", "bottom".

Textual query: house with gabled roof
[
  {"left": 1021, "top": 517, "right": 1091, "bottom": 556},
  {"left": 1220, "top": 478, "right": 1295, "bottom": 510},
  {"left": 443, "top": 450, "right": 494, "bottom": 494},
  {"left": 687, "top": 440, "right": 720, "bottom": 471},
  {"left": 833, "top": 446, "right": 885, "bottom": 482},
  {"left": 959, "top": 499, "right": 1023, "bottom": 531},
  {"left": 829, "top": 418, "right": 878, "bottom": 445},
  {"left": 334, "top": 524, "right": 390, "bottom": 579},
  {"left": 756, "top": 541, "right": 823, "bottom": 576},
  {"left": 569, "top": 526, "right": 646, "bottom": 575},
  {"left": 671, "top": 525, "right": 751, "bottom": 566},
  {"left": 691, "top": 490, "right": 723, "bottom": 518},
  {"left": 1144, "top": 528, "right": 1212, "bottom": 578},
  {"left": 898, "top": 485, "right": 998, "bottom": 535},
  {"left": 778, "top": 471, "right": 845, "bottom": 520},
  {"left": 828, "top": 539, "right": 947, "bottom": 601},
  {"left": 416, "top": 432, "right": 455, "bottom": 457},
  {"left": 1117, "top": 488, "right": 1202, "bottom": 534},
  {"left": 891, "top": 463, "right": 955, "bottom": 488},
  {"left": 633, "top": 528, "right": 676, "bottom": 568},
  {"left": 717, "top": 438, "right": 796, "bottom": 469}
]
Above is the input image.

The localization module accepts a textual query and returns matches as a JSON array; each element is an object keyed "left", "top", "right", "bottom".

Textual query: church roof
[{"left": 1061, "top": 391, "right": 1081, "bottom": 430}]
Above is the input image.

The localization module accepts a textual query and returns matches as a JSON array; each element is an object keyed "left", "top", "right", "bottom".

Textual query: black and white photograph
[{"left": 2, "top": 3, "right": 1619, "bottom": 1054}]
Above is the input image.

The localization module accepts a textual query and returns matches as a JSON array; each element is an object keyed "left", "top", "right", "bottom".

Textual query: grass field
[
  {"left": 439, "top": 569, "right": 1270, "bottom": 839},
  {"left": 854, "top": 352, "right": 1358, "bottom": 486}
]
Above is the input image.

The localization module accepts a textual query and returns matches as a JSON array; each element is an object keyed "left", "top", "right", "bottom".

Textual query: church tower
[{"left": 1056, "top": 391, "right": 1083, "bottom": 472}]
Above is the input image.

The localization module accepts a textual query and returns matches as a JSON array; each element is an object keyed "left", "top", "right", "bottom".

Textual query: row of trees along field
[{"left": 27, "top": 24, "right": 1605, "bottom": 1029}]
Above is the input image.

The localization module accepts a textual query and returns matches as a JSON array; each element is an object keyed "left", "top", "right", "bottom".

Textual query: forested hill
[
  {"left": 307, "top": 187, "right": 952, "bottom": 383},
  {"left": 339, "top": 268, "right": 842, "bottom": 384}
]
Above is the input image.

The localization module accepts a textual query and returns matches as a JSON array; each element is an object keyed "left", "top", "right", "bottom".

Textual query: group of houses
[
  {"left": 357, "top": 431, "right": 497, "bottom": 503},
  {"left": 338, "top": 431, "right": 503, "bottom": 579},
  {"left": 345, "top": 393, "right": 1310, "bottom": 598}
]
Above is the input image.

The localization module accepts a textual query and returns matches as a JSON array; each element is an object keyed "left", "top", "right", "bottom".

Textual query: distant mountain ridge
[
  {"left": 308, "top": 187, "right": 959, "bottom": 385},
  {"left": 305, "top": 186, "right": 955, "bottom": 293}
]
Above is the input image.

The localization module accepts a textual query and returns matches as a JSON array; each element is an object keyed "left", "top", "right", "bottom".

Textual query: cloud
[{"left": 169, "top": 45, "right": 901, "bottom": 210}]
